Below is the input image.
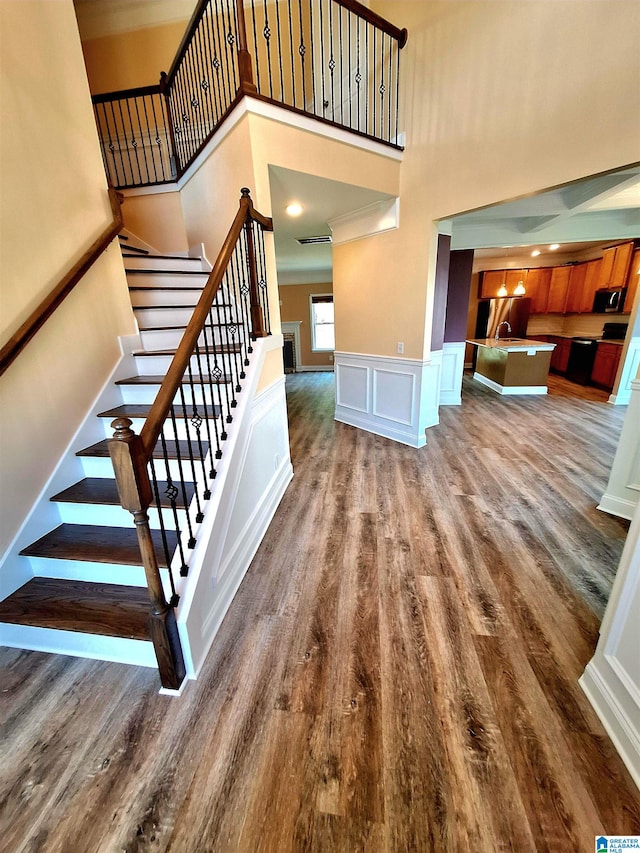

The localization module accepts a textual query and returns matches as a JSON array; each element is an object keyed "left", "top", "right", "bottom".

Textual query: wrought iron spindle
[
  {"left": 197, "top": 330, "right": 224, "bottom": 459},
  {"left": 254, "top": 220, "right": 272, "bottom": 334},
  {"left": 220, "top": 273, "right": 243, "bottom": 394},
  {"left": 228, "top": 235, "right": 251, "bottom": 371},
  {"left": 168, "top": 405, "right": 197, "bottom": 552},
  {"left": 214, "top": 281, "right": 238, "bottom": 411},
  {"left": 177, "top": 384, "right": 206, "bottom": 522},
  {"left": 207, "top": 311, "right": 232, "bottom": 433},
  {"left": 192, "top": 342, "right": 217, "bottom": 478},
  {"left": 274, "top": 0, "right": 285, "bottom": 101},
  {"left": 287, "top": 0, "right": 297, "bottom": 107},
  {"left": 157, "top": 429, "right": 190, "bottom": 575},
  {"left": 148, "top": 453, "right": 180, "bottom": 602}
]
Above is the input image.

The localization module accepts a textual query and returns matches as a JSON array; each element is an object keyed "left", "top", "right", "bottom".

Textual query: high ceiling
[{"left": 74, "top": 0, "right": 194, "bottom": 40}]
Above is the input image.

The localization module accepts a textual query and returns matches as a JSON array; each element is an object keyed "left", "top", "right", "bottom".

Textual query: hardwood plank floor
[{"left": 1, "top": 371, "right": 638, "bottom": 852}]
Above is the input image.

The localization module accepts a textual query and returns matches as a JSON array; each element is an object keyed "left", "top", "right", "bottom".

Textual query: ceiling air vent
[{"left": 296, "top": 235, "right": 332, "bottom": 245}]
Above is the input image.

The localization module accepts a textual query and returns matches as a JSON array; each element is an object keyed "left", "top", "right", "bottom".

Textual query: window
[{"left": 310, "top": 294, "right": 335, "bottom": 351}]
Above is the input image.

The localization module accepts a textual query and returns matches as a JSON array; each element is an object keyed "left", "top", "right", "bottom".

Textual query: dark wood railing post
[
  {"left": 109, "top": 418, "right": 186, "bottom": 691},
  {"left": 235, "top": 0, "right": 258, "bottom": 96},
  {"left": 159, "top": 71, "right": 182, "bottom": 177},
  {"left": 241, "top": 189, "right": 267, "bottom": 339}
]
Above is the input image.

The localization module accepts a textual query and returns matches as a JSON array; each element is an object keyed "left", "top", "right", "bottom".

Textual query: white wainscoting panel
[
  {"left": 598, "top": 377, "right": 640, "bottom": 520},
  {"left": 580, "top": 498, "right": 640, "bottom": 789},
  {"left": 610, "top": 337, "right": 640, "bottom": 406},
  {"left": 440, "top": 342, "right": 465, "bottom": 406},
  {"left": 334, "top": 352, "right": 440, "bottom": 447}
]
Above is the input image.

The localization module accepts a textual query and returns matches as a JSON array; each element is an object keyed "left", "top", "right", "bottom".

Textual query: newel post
[
  {"left": 241, "top": 189, "right": 267, "bottom": 339},
  {"left": 160, "top": 71, "right": 182, "bottom": 178},
  {"left": 108, "top": 418, "right": 186, "bottom": 691},
  {"left": 235, "top": 0, "right": 258, "bottom": 96}
]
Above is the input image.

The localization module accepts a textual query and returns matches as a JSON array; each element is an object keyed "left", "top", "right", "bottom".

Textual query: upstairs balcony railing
[{"left": 92, "top": 0, "right": 407, "bottom": 189}]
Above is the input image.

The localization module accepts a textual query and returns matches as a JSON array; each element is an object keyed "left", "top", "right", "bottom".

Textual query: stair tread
[
  {"left": 119, "top": 244, "right": 149, "bottom": 256},
  {"left": 0, "top": 578, "right": 151, "bottom": 639},
  {"left": 126, "top": 269, "right": 209, "bottom": 276},
  {"left": 20, "top": 523, "right": 177, "bottom": 567},
  {"left": 117, "top": 374, "right": 233, "bottom": 386},
  {"left": 51, "top": 477, "right": 195, "bottom": 507},
  {"left": 77, "top": 438, "right": 209, "bottom": 459},
  {"left": 133, "top": 304, "right": 201, "bottom": 310},
  {"left": 124, "top": 253, "right": 203, "bottom": 262},
  {"left": 133, "top": 344, "right": 242, "bottom": 356},
  {"left": 97, "top": 403, "right": 221, "bottom": 419}
]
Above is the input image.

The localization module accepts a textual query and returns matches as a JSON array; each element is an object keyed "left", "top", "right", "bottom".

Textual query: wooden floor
[{"left": 1, "top": 371, "right": 639, "bottom": 852}]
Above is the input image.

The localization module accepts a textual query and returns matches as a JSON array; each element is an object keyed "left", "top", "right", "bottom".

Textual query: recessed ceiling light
[
  {"left": 286, "top": 203, "right": 303, "bottom": 217},
  {"left": 531, "top": 249, "right": 541, "bottom": 257},
  {"left": 549, "top": 243, "right": 560, "bottom": 251}
]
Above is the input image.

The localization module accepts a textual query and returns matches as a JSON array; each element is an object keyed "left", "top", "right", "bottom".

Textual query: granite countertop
[{"left": 467, "top": 338, "right": 556, "bottom": 352}]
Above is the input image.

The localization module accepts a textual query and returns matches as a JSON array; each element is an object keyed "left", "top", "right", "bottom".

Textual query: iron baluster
[
  {"left": 168, "top": 405, "right": 197, "bottom": 552},
  {"left": 364, "top": 19, "right": 369, "bottom": 135},
  {"left": 220, "top": 272, "right": 243, "bottom": 393},
  {"left": 198, "top": 324, "right": 224, "bottom": 459},
  {"left": 207, "top": 310, "right": 231, "bottom": 436},
  {"left": 309, "top": 0, "right": 316, "bottom": 112},
  {"left": 229, "top": 238, "right": 250, "bottom": 373},
  {"left": 339, "top": 5, "right": 344, "bottom": 126},
  {"left": 274, "top": 0, "right": 285, "bottom": 101},
  {"left": 287, "top": 0, "right": 296, "bottom": 107},
  {"left": 348, "top": 11, "right": 352, "bottom": 130},
  {"left": 203, "top": 4, "right": 223, "bottom": 125},
  {"left": 256, "top": 221, "right": 272, "bottom": 334},
  {"left": 193, "top": 340, "right": 218, "bottom": 477},
  {"left": 148, "top": 453, "right": 179, "bottom": 603},
  {"left": 319, "top": 0, "right": 326, "bottom": 116},
  {"left": 158, "top": 428, "right": 189, "bottom": 575},
  {"left": 262, "top": 0, "right": 274, "bottom": 100},
  {"left": 297, "top": 0, "right": 306, "bottom": 108},
  {"left": 177, "top": 384, "right": 205, "bottom": 522},
  {"left": 328, "top": 0, "right": 335, "bottom": 121},
  {"left": 222, "top": 0, "right": 238, "bottom": 95}
]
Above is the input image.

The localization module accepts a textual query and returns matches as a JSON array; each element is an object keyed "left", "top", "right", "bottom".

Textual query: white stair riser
[
  {"left": 119, "top": 383, "right": 230, "bottom": 407},
  {"left": 129, "top": 289, "right": 203, "bottom": 307},
  {"left": 133, "top": 351, "right": 250, "bottom": 376},
  {"left": 134, "top": 305, "right": 240, "bottom": 327},
  {"left": 139, "top": 327, "right": 246, "bottom": 351},
  {"left": 123, "top": 255, "right": 206, "bottom": 272},
  {"left": 55, "top": 501, "right": 188, "bottom": 530},
  {"left": 99, "top": 414, "right": 227, "bottom": 442},
  {"left": 79, "top": 455, "right": 217, "bottom": 481},
  {"left": 126, "top": 272, "right": 209, "bottom": 289}
]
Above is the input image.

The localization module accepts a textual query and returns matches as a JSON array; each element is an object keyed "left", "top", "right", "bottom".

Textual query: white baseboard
[
  {"left": 580, "top": 662, "right": 640, "bottom": 790},
  {"left": 473, "top": 373, "right": 548, "bottom": 396},
  {"left": 296, "top": 365, "right": 334, "bottom": 372},
  {"left": 0, "top": 623, "right": 157, "bottom": 668},
  {"left": 597, "top": 493, "right": 637, "bottom": 521},
  {"left": 440, "top": 342, "right": 465, "bottom": 406}
]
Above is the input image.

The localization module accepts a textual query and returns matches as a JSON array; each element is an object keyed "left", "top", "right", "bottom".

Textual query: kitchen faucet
[{"left": 495, "top": 320, "right": 511, "bottom": 340}]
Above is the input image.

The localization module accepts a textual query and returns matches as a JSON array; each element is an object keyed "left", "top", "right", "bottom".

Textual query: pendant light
[
  {"left": 513, "top": 280, "right": 526, "bottom": 296},
  {"left": 497, "top": 283, "right": 508, "bottom": 297}
]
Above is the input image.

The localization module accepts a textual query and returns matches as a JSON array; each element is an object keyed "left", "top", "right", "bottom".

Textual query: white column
[{"left": 598, "top": 370, "right": 640, "bottom": 520}]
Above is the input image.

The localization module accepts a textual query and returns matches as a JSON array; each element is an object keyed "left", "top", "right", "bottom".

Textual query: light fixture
[
  {"left": 549, "top": 243, "right": 560, "bottom": 251},
  {"left": 286, "top": 202, "right": 303, "bottom": 217},
  {"left": 531, "top": 249, "right": 541, "bottom": 257},
  {"left": 497, "top": 283, "right": 508, "bottom": 297},
  {"left": 513, "top": 280, "right": 526, "bottom": 296}
]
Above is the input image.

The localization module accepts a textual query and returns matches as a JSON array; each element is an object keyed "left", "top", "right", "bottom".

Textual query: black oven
[{"left": 593, "top": 288, "right": 627, "bottom": 313}]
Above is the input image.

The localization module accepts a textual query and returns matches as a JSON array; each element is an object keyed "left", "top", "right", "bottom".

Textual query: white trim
[
  {"left": 609, "top": 337, "right": 640, "bottom": 406},
  {"left": 122, "top": 96, "right": 403, "bottom": 203},
  {"left": 440, "top": 342, "right": 466, "bottom": 406},
  {"left": 296, "top": 365, "right": 334, "bottom": 372},
  {"left": 281, "top": 321, "right": 302, "bottom": 372},
  {"left": 309, "top": 293, "right": 335, "bottom": 353},
  {"left": 597, "top": 494, "right": 638, "bottom": 522},
  {"left": 0, "top": 623, "right": 157, "bottom": 668},
  {"left": 580, "top": 662, "right": 640, "bottom": 790},
  {"left": 329, "top": 198, "right": 399, "bottom": 246},
  {"left": 334, "top": 351, "right": 440, "bottom": 448},
  {"left": 472, "top": 373, "right": 548, "bottom": 396}
]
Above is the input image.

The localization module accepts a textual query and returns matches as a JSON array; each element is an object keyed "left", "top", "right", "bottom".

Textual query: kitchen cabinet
[
  {"left": 479, "top": 269, "right": 527, "bottom": 299},
  {"left": 526, "top": 268, "right": 552, "bottom": 314},
  {"left": 598, "top": 242, "right": 633, "bottom": 289},
  {"left": 581, "top": 259, "right": 603, "bottom": 313},
  {"left": 591, "top": 342, "right": 623, "bottom": 390},
  {"left": 549, "top": 336, "right": 571, "bottom": 373},
  {"left": 547, "top": 267, "right": 572, "bottom": 313},
  {"left": 625, "top": 249, "right": 640, "bottom": 312},
  {"left": 565, "top": 263, "right": 587, "bottom": 313}
]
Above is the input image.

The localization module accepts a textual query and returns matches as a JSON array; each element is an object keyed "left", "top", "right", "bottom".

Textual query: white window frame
[{"left": 310, "top": 293, "right": 335, "bottom": 352}]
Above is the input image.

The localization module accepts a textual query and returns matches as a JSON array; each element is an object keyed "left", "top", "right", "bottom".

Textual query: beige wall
[
  {"left": 121, "top": 191, "right": 189, "bottom": 254},
  {"left": 279, "top": 283, "right": 334, "bottom": 367},
  {"left": 361, "top": 0, "right": 640, "bottom": 361},
  {"left": 0, "top": 1, "right": 135, "bottom": 556},
  {"left": 81, "top": 22, "right": 187, "bottom": 93}
]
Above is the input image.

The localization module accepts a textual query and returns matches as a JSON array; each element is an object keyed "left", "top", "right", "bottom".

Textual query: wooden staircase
[{"left": 0, "top": 236, "right": 241, "bottom": 687}]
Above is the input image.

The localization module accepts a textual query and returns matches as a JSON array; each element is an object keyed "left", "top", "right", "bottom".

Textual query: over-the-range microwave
[{"left": 593, "top": 287, "right": 627, "bottom": 313}]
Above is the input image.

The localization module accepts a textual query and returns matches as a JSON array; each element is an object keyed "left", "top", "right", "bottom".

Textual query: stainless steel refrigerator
[{"left": 475, "top": 297, "right": 531, "bottom": 340}]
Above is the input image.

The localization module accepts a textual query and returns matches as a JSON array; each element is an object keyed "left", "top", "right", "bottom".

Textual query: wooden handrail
[
  {"left": 139, "top": 189, "right": 273, "bottom": 459},
  {"left": 91, "top": 84, "right": 162, "bottom": 103},
  {"left": 164, "top": 0, "right": 212, "bottom": 89},
  {"left": 0, "top": 186, "right": 123, "bottom": 378},
  {"left": 332, "top": 0, "right": 408, "bottom": 47}
]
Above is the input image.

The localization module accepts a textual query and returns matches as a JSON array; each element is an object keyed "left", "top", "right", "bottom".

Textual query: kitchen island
[{"left": 466, "top": 338, "right": 556, "bottom": 395}]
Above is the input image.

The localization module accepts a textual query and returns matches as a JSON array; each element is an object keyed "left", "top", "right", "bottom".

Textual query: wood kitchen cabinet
[
  {"left": 547, "top": 266, "right": 572, "bottom": 313},
  {"left": 598, "top": 242, "right": 633, "bottom": 289},
  {"left": 625, "top": 249, "right": 640, "bottom": 312},
  {"left": 549, "top": 336, "right": 571, "bottom": 373},
  {"left": 590, "top": 342, "right": 622, "bottom": 390},
  {"left": 565, "top": 263, "right": 587, "bottom": 313},
  {"left": 580, "top": 259, "right": 603, "bottom": 313},
  {"left": 526, "top": 268, "right": 551, "bottom": 314},
  {"left": 479, "top": 269, "right": 527, "bottom": 299}
]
